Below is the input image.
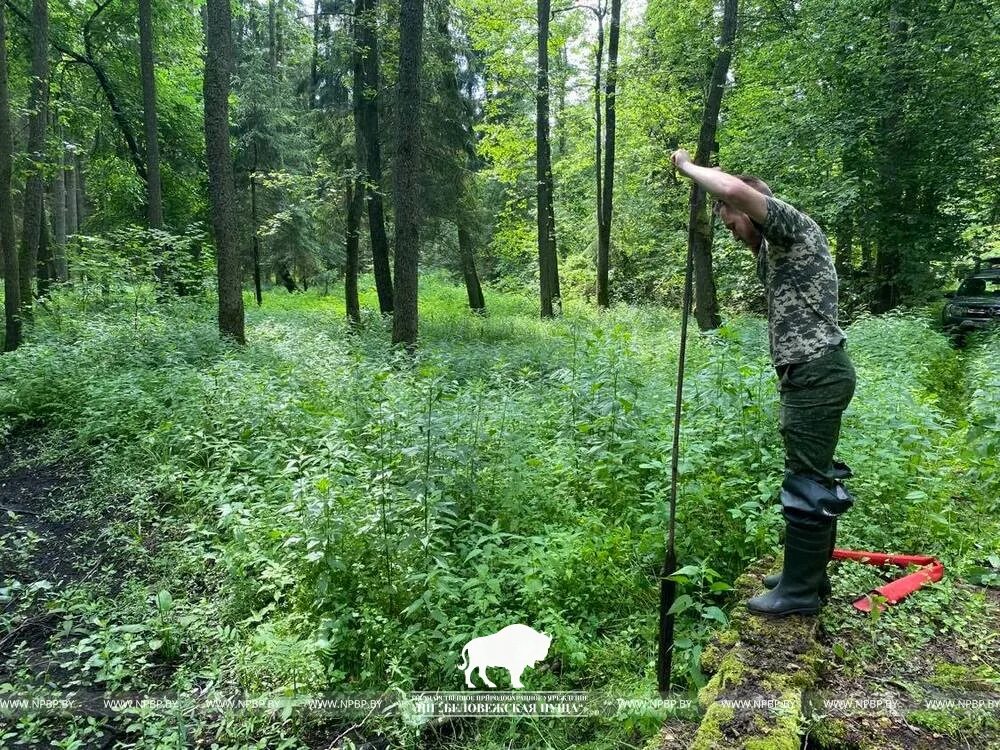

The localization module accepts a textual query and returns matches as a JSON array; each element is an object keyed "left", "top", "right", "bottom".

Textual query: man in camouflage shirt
[{"left": 672, "top": 149, "right": 856, "bottom": 617}]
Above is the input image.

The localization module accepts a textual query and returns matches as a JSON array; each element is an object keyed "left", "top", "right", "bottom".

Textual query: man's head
[{"left": 713, "top": 175, "right": 772, "bottom": 251}]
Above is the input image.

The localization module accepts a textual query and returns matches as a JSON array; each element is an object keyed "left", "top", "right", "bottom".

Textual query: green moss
[
  {"left": 699, "top": 645, "right": 726, "bottom": 677},
  {"left": 718, "top": 629, "right": 740, "bottom": 648},
  {"left": 807, "top": 717, "right": 848, "bottom": 747},
  {"left": 744, "top": 733, "right": 800, "bottom": 750},
  {"left": 735, "top": 687, "right": 803, "bottom": 750},
  {"left": 908, "top": 708, "right": 1000, "bottom": 736},
  {"left": 689, "top": 703, "right": 735, "bottom": 750},
  {"left": 700, "top": 629, "right": 739, "bottom": 675},
  {"left": 697, "top": 649, "right": 748, "bottom": 710},
  {"left": 929, "top": 660, "right": 1000, "bottom": 690},
  {"left": 762, "top": 641, "right": 824, "bottom": 693},
  {"left": 907, "top": 709, "right": 962, "bottom": 735}
]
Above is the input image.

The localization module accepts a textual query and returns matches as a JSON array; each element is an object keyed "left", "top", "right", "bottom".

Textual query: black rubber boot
[
  {"left": 762, "top": 519, "right": 836, "bottom": 598},
  {"left": 747, "top": 520, "right": 832, "bottom": 616},
  {"left": 831, "top": 460, "right": 853, "bottom": 480}
]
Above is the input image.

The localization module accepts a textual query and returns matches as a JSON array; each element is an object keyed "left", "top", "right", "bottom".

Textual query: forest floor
[
  {"left": 806, "top": 563, "right": 1000, "bottom": 749},
  {"left": 2, "top": 281, "right": 999, "bottom": 749},
  {"left": 0, "top": 425, "right": 149, "bottom": 749},
  {"left": 655, "top": 553, "right": 1000, "bottom": 750},
  {"left": 5, "top": 378, "right": 998, "bottom": 750}
]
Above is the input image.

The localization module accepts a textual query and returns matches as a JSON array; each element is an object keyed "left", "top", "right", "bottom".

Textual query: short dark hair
[{"left": 712, "top": 174, "right": 773, "bottom": 214}]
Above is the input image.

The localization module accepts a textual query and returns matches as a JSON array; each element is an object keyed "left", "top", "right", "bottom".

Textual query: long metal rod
[{"left": 657, "top": 181, "right": 696, "bottom": 694}]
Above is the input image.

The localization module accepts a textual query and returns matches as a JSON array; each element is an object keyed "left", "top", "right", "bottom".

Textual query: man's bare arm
[{"left": 670, "top": 149, "right": 768, "bottom": 225}]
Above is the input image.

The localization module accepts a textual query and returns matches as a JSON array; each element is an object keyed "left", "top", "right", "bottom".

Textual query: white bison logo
[{"left": 459, "top": 624, "right": 552, "bottom": 689}]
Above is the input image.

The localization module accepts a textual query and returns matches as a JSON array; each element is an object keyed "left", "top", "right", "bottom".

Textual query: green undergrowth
[{"left": 1, "top": 276, "right": 998, "bottom": 749}]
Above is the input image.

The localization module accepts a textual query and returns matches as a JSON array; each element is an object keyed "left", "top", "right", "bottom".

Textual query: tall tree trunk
[
  {"left": 268, "top": 0, "right": 277, "bottom": 76},
  {"left": 556, "top": 42, "right": 568, "bottom": 155},
  {"left": 874, "top": 6, "right": 913, "bottom": 312},
  {"left": 458, "top": 227, "right": 485, "bottom": 313},
  {"left": 36, "top": 203, "right": 52, "bottom": 296},
  {"left": 65, "top": 151, "right": 78, "bottom": 237},
  {"left": 251, "top": 143, "right": 262, "bottom": 305},
  {"left": 593, "top": 7, "right": 604, "bottom": 295},
  {"left": 1, "top": 4, "right": 20, "bottom": 351},
  {"left": 357, "top": 0, "right": 393, "bottom": 314},
  {"left": 51, "top": 123, "right": 67, "bottom": 281},
  {"left": 688, "top": 0, "right": 737, "bottom": 331},
  {"left": 872, "top": 5, "right": 907, "bottom": 314},
  {"left": 835, "top": 214, "right": 853, "bottom": 278},
  {"left": 139, "top": 0, "right": 163, "bottom": 230},
  {"left": 596, "top": 0, "right": 620, "bottom": 309},
  {"left": 277, "top": 265, "right": 297, "bottom": 292},
  {"left": 75, "top": 153, "right": 87, "bottom": 229},
  {"left": 18, "top": 0, "right": 49, "bottom": 317},
  {"left": 391, "top": 0, "right": 423, "bottom": 348},
  {"left": 435, "top": 9, "right": 486, "bottom": 315},
  {"left": 536, "top": 0, "right": 560, "bottom": 318},
  {"left": 345, "top": 175, "right": 363, "bottom": 325},
  {"left": 347, "top": 2, "right": 366, "bottom": 325},
  {"left": 275, "top": 0, "right": 284, "bottom": 63},
  {"left": 309, "top": 0, "right": 320, "bottom": 107},
  {"left": 204, "top": 0, "right": 246, "bottom": 343},
  {"left": 873, "top": 242, "right": 899, "bottom": 312}
]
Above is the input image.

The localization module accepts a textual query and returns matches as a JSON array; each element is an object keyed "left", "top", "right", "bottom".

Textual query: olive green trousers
[{"left": 777, "top": 346, "right": 857, "bottom": 487}]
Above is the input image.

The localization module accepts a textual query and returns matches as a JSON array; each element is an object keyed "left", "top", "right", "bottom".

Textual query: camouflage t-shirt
[{"left": 753, "top": 196, "right": 846, "bottom": 367}]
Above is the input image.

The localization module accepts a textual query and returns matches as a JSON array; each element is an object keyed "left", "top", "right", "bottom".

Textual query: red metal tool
[{"left": 831, "top": 549, "right": 945, "bottom": 613}]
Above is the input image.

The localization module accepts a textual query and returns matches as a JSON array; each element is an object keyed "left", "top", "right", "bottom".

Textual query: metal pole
[{"left": 657, "top": 181, "right": 696, "bottom": 694}]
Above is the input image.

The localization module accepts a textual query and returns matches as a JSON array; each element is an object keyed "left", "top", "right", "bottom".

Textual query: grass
[{"left": 1, "top": 274, "right": 998, "bottom": 749}]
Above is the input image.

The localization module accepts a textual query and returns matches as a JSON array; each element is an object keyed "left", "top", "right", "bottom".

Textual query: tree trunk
[
  {"left": 357, "top": 0, "right": 393, "bottom": 314},
  {"left": 275, "top": 0, "right": 284, "bottom": 64},
  {"left": 345, "top": 175, "right": 363, "bottom": 325},
  {"left": 51, "top": 123, "right": 67, "bottom": 281},
  {"left": 536, "top": 0, "right": 560, "bottom": 318},
  {"left": 556, "top": 42, "right": 568, "bottom": 155},
  {"left": 75, "top": 153, "right": 87, "bottom": 229},
  {"left": 65, "top": 151, "right": 78, "bottom": 237},
  {"left": 690, "top": 196, "right": 718, "bottom": 324},
  {"left": 278, "top": 265, "right": 297, "bottom": 293},
  {"left": 871, "top": 0, "right": 911, "bottom": 313},
  {"left": 268, "top": 0, "right": 277, "bottom": 76},
  {"left": 593, "top": 8, "right": 604, "bottom": 298},
  {"left": 18, "top": 0, "right": 49, "bottom": 317},
  {"left": 873, "top": 243, "right": 899, "bottom": 312},
  {"left": 204, "top": 0, "right": 246, "bottom": 343},
  {"left": 688, "top": 0, "right": 737, "bottom": 331},
  {"left": 347, "top": 2, "right": 366, "bottom": 325},
  {"left": 36, "top": 202, "right": 52, "bottom": 296},
  {"left": 435, "top": 9, "right": 485, "bottom": 315},
  {"left": 1, "top": 4, "right": 21, "bottom": 351},
  {"left": 309, "top": 0, "right": 320, "bottom": 107},
  {"left": 835, "top": 214, "right": 853, "bottom": 278},
  {"left": 458, "top": 226, "right": 485, "bottom": 313},
  {"left": 139, "top": 0, "right": 163, "bottom": 230},
  {"left": 251, "top": 143, "right": 262, "bottom": 305},
  {"left": 596, "top": 0, "right": 620, "bottom": 309},
  {"left": 390, "top": 0, "right": 423, "bottom": 348}
]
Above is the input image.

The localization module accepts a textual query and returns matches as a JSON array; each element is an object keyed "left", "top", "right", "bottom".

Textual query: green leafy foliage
[{"left": 2, "top": 279, "right": 997, "bottom": 747}]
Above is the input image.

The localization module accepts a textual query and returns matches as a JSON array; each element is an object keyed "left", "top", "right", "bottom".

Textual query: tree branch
[{"left": 5, "top": 0, "right": 147, "bottom": 182}]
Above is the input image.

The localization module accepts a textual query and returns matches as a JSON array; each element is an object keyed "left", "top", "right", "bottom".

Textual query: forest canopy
[{"left": 0, "top": 0, "right": 996, "bottom": 346}]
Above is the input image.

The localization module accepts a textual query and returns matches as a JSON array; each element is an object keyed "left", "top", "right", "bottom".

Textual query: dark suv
[{"left": 942, "top": 258, "right": 1000, "bottom": 334}]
